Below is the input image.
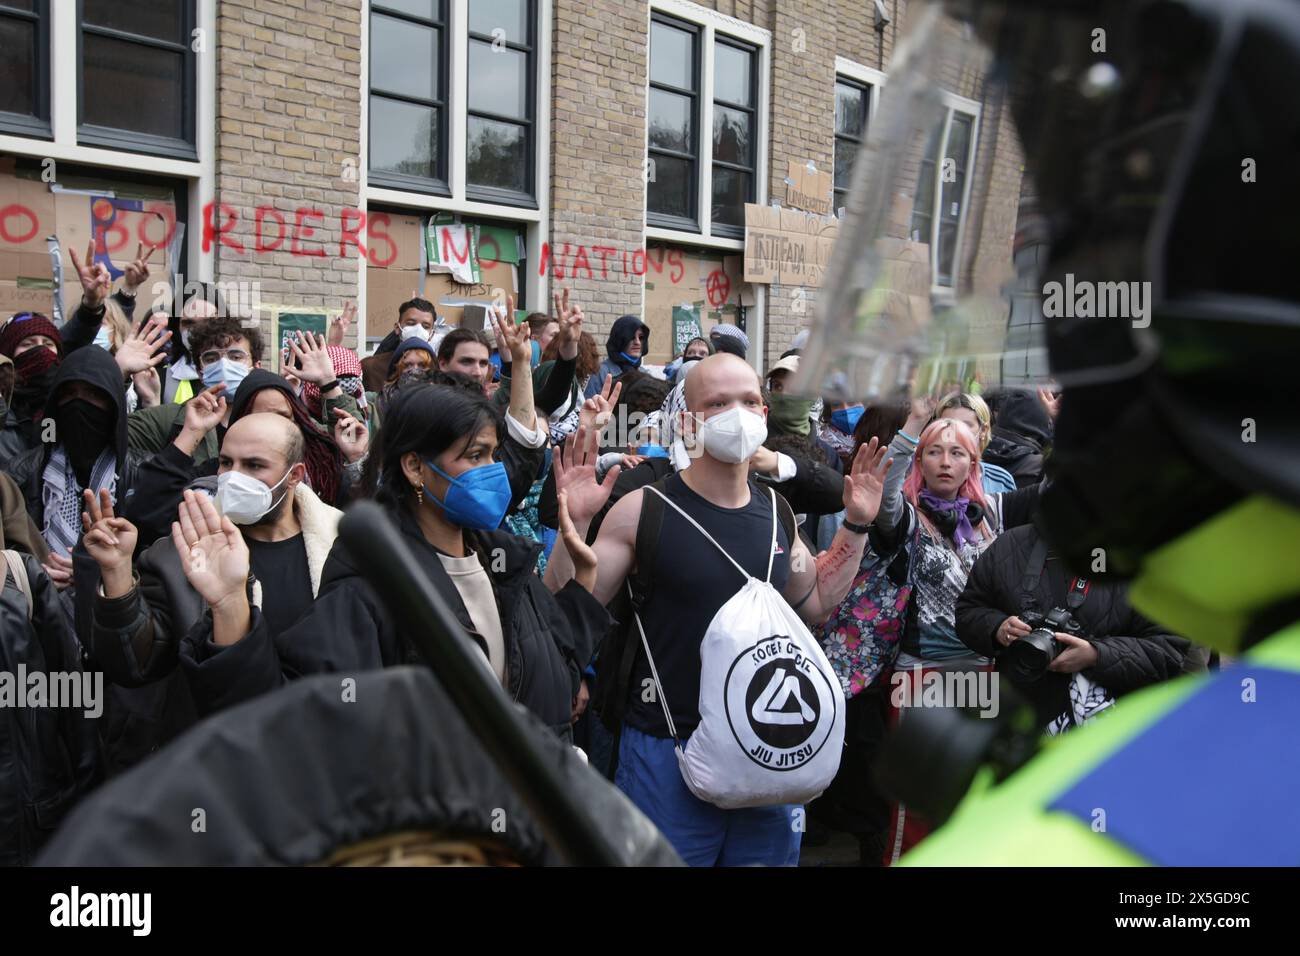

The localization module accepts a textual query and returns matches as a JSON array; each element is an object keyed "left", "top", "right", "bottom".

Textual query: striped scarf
[{"left": 42, "top": 445, "right": 117, "bottom": 558}]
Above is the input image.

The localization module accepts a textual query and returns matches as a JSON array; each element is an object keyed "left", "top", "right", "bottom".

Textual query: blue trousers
[{"left": 615, "top": 725, "right": 802, "bottom": 867}]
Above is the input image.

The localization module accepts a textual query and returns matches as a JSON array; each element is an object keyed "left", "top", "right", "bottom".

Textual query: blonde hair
[
  {"left": 934, "top": 391, "right": 992, "bottom": 451},
  {"left": 102, "top": 297, "right": 133, "bottom": 353}
]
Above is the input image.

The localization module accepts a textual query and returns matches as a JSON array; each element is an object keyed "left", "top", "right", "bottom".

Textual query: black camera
[{"left": 1000, "top": 606, "right": 1081, "bottom": 683}]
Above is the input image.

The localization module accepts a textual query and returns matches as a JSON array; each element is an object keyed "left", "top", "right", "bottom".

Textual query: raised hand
[
  {"left": 80, "top": 488, "right": 139, "bottom": 597},
  {"left": 121, "top": 243, "right": 155, "bottom": 294},
  {"left": 553, "top": 288, "right": 584, "bottom": 360},
  {"left": 841, "top": 437, "right": 892, "bottom": 526},
  {"left": 132, "top": 366, "right": 161, "bottom": 408},
  {"left": 69, "top": 240, "right": 112, "bottom": 309},
  {"left": 491, "top": 296, "right": 531, "bottom": 366},
  {"left": 186, "top": 383, "right": 227, "bottom": 433},
  {"left": 578, "top": 374, "right": 621, "bottom": 435},
  {"left": 1037, "top": 386, "right": 1061, "bottom": 423},
  {"left": 328, "top": 301, "right": 356, "bottom": 347},
  {"left": 558, "top": 489, "right": 599, "bottom": 594},
  {"left": 114, "top": 313, "right": 172, "bottom": 376},
  {"left": 288, "top": 331, "right": 335, "bottom": 386},
  {"left": 903, "top": 394, "right": 937, "bottom": 436},
  {"left": 171, "top": 489, "right": 249, "bottom": 611},
  {"left": 552, "top": 426, "right": 621, "bottom": 529},
  {"left": 332, "top": 407, "right": 369, "bottom": 463}
]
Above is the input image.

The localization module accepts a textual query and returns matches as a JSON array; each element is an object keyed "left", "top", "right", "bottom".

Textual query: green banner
[
  {"left": 672, "top": 306, "right": 702, "bottom": 357},
  {"left": 277, "top": 311, "right": 328, "bottom": 365}
]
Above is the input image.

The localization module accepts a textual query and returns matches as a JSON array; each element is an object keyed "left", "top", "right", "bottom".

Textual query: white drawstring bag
[{"left": 634, "top": 486, "right": 845, "bottom": 809}]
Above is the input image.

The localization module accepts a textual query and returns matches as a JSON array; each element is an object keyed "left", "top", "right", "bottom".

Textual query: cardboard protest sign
[
  {"left": 1, "top": 163, "right": 179, "bottom": 320},
  {"left": 785, "top": 160, "right": 833, "bottom": 217},
  {"left": 743, "top": 204, "right": 839, "bottom": 286},
  {"left": 643, "top": 245, "right": 747, "bottom": 365},
  {"left": 426, "top": 221, "right": 481, "bottom": 285}
]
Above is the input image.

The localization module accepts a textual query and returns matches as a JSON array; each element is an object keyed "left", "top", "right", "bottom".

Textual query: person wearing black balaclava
[
  {"left": 584, "top": 314, "right": 650, "bottom": 399},
  {"left": 4, "top": 347, "right": 151, "bottom": 622},
  {"left": 0, "top": 312, "right": 64, "bottom": 468}
]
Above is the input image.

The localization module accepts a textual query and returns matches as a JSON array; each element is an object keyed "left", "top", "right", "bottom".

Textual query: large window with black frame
[
  {"left": 466, "top": 0, "right": 537, "bottom": 207},
  {"left": 833, "top": 76, "right": 871, "bottom": 217},
  {"left": 369, "top": 0, "right": 451, "bottom": 193},
  {"left": 0, "top": 0, "right": 50, "bottom": 137},
  {"left": 79, "top": 0, "right": 197, "bottom": 158},
  {"left": 647, "top": 12, "right": 700, "bottom": 231},
  {"left": 710, "top": 36, "right": 757, "bottom": 237}
]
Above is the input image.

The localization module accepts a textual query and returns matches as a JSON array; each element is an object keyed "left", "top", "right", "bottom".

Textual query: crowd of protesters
[{"left": 0, "top": 244, "right": 1204, "bottom": 867}]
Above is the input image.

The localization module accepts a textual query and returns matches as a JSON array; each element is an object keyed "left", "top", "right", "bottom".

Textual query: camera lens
[{"left": 1001, "top": 627, "right": 1059, "bottom": 682}]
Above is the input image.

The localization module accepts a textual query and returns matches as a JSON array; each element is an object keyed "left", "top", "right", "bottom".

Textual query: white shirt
[{"left": 436, "top": 552, "right": 507, "bottom": 687}]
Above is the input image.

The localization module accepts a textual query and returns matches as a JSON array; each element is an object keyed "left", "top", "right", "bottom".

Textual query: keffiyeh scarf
[{"left": 42, "top": 445, "right": 117, "bottom": 558}]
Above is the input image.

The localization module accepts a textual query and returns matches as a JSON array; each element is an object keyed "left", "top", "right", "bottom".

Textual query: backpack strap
[
  {"left": 629, "top": 478, "right": 668, "bottom": 612},
  {"left": 629, "top": 578, "right": 684, "bottom": 751},
  {"left": 3, "top": 549, "right": 33, "bottom": 621},
  {"left": 595, "top": 477, "right": 668, "bottom": 772}
]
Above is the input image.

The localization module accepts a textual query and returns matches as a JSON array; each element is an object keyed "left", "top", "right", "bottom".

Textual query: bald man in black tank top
[{"left": 546, "top": 353, "right": 889, "bottom": 866}]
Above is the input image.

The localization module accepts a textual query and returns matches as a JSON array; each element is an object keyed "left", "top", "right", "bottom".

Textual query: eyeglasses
[{"left": 200, "top": 348, "right": 250, "bottom": 366}]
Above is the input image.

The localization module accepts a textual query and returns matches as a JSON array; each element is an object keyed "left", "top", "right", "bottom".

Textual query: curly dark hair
[{"left": 189, "top": 317, "right": 264, "bottom": 367}]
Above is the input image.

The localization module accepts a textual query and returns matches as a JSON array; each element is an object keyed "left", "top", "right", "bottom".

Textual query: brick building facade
[{"left": 0, "top": 0, "right": 1021, "bottom": 378}]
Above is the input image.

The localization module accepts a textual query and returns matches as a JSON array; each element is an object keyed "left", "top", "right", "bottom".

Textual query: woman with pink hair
[{"left": 868, "top": 397, "right": 1042, "bottom": 861}]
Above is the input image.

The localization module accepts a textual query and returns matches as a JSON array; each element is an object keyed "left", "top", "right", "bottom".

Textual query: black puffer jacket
[
  {"left": 179, "top": 511, "right": 612, "bottom": 740},
  {"left": 5, "top": 348, "right": 155, "bottom": 640},
  {"left": 0, "top": 551, "right": 101, "bottom": 864},
  {"left": 956, "top": 524, "right": 1192, "bottom": 724},
  {"left": 37, "top": 667, "right": 681, "bottom": 866}
]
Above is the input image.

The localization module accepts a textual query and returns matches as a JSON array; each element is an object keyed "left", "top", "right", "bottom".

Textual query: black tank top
[{"left": 624, "top": 473, "right": 793, "bottom": 738}]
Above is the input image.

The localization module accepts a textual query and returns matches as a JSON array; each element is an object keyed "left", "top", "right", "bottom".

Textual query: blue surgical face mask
[
  {"left": 831, "top": 405, "right": 864, "bottom": 435},
  {"left": 93, "top": 327, "right": 113, "bottom": 351},
  {"left": 636, "top": 444, "right": 669, "bottom": 459},
  {"left": 202, "top": 357, "right": 251, "bottom": 395},
  {"left": 422, "top": 458, "right": 512, "bottom": 531}
]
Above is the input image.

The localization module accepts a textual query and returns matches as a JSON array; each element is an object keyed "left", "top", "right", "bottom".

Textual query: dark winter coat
[
  {"left": 178, "top": 510, "right": 612, "bottom": 740},
  {"left": 956, "top": 523, "right": 1192, "bottom": 723},
  {"left": 0, "top": 551, "right": 102, "bottom": 864}
]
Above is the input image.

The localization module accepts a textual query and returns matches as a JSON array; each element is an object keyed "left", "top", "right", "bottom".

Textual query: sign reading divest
[{"left": 743, "top": 204, "right": 839, "bottom": 286}]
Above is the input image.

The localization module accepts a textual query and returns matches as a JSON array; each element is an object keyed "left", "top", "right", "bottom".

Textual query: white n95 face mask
[
  {"left": 696, "top": 407, "right": 768, "bottom": 464},
  {"left": 400, "top": 324, "right": 432, "bottom": 341},
  {"left": 216, "top": 468, "right": 292, "bottom": 525}
]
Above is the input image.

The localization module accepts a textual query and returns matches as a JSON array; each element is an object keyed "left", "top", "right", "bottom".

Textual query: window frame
[
  {"left": 0, "top": 0, "right": 52, "bottom": 138},
  {"left": 832, "top": 58, "right": 885, "bottom": 219},
  {"left": 645, "top": 1, "right": 771, "bottom": 250},
  {"left": 909, "top": 90, "right": 981, "bottom": 298},
  {"left": 708, "top": 33, "right": 757, "bottom": 239},
  {"left": 646, "top": 11, "right": 702, "bottom": 233},
  {"left": 75, "top": 0, "right": 198, "bottom": 160},
  {"left": 366, "top": 0, "right": 452, "bottom": 197},
  {"left": 463, "top": 0, "right": 537, "bottom": 208}
]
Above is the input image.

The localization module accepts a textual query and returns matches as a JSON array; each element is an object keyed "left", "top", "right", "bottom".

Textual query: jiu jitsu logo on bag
[
  {"left": 633, "top": 486, "right": 845, "bottom": 809},
  {"left": 726, "top": 636, "right": 839, "bottom": 771}
]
